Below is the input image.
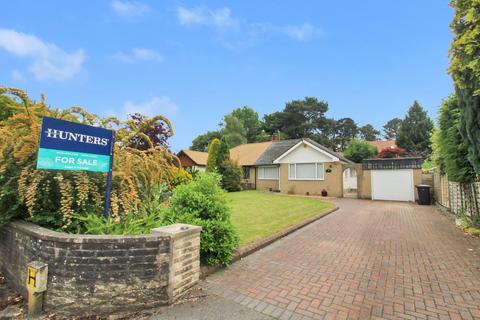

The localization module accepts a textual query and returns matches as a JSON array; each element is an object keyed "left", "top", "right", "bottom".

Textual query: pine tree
[{"left": 396, "top": 101, "right": 434, "bottom": 153}]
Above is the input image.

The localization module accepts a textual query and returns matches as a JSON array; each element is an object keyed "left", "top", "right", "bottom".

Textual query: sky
[{"left": 0, "top": 1, "right": 454, "bottom": 151}]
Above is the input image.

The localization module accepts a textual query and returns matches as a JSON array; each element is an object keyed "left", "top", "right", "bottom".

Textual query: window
[
  {"left": 242, "top": 167, "right": 250, "bottom": 179},
  {"left": 258, "top": 166, "right": 279, "bottom": 180},
  {"left": 288, "top": 163, "right": 324, "bottom": 180}
]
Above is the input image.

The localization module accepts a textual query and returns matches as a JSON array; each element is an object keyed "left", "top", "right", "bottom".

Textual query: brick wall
[{"left": 0, "top": 221, "right": 201, "bottom": 316}]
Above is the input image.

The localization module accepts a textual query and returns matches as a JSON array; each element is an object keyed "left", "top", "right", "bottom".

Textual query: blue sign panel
[{"left": 37, "top": 117, "right": 114, "bottom": 172}]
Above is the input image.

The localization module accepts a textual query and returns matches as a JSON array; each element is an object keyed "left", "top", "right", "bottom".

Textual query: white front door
[{"left": 371, "top": 169, "right": 414, "bottom": 202}]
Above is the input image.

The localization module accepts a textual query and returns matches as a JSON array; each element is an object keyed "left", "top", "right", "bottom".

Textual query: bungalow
[{"left": 179, "top": 138, "right": 354, "bottom": 197}]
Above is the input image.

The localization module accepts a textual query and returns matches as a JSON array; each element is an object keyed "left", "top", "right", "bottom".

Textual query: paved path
[{"left": 202, "top": 199, "right": 480, "bottom": 320}]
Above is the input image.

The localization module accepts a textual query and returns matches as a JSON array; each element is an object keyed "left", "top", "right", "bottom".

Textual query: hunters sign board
[{"left": 37, "top": 117, "right": 114, "bottom": 172}]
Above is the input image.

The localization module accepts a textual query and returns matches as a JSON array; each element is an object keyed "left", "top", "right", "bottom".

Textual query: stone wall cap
[
  {"left": 151, "top": 224, "right": 202, "bottom": 238},
  {"left": 5, "top": 220, "right": 168, "bottom": 243}
]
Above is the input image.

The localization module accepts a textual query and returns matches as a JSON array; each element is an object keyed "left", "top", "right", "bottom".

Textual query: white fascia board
[{"left": 273, "top": 139, "right": 339, "bottom": 164}]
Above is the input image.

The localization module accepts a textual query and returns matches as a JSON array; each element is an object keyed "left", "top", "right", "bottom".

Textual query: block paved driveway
[{"left": 204, "top": 199, "right": 480, "bottom": 320}]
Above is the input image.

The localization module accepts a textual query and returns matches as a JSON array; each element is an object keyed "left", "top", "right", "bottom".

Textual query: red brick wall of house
[{"left": 178, "top": 153, "right": 196, "bottom": 168}]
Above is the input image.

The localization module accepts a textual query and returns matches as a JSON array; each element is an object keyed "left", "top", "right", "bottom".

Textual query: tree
[
  {"left": 343, "top": 139, "right": 377, "bottom": 163},
  {"left": 230, "top": 106, "right": 262, "bottom": 142},
  {"left": 190, "top": 131, "right": 222, "bottom": 152},
  {"left": 358, "top": 124, "right": 380, "bottom": 141},
  {"left": 449, "top": 0, "right": 480, "bottom": 174},
  {"left": 333, "top": 118, "right": 358, "bottom": 151},
  {"left": 383, "top": 118, "right": 402, "bottom": 139},
  {"left": 261, "top": 97, "right": 329, "bottom": 140},
  {"left": 206, "top": 138, "right": 221, "bottom": 172},
  {"left": 396, "top": 101, "right": 434, "bottom": 153},
  {"left": 216, "top": 137, "right": 230, "bottom": 167},
  {"left": 432, "top": 94, "right": 475, "bottom": 183},
  {"left": 222, "top": 115, "right": 247, "bottom": 147}
]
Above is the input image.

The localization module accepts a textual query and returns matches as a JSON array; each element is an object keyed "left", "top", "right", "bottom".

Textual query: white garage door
[{"left": 371, "top": 169, "right": 414, "bottom": 202}]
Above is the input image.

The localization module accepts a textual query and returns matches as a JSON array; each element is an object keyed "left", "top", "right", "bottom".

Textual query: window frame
[
  {"left": 242, "top": 167, "right": 250, "bottom": 179},
  {"left": 288, "top": 162, "right": 325, "bottom": 181},
  {"left": 258, "top": 166, "right": 279, "bottom": 180}
]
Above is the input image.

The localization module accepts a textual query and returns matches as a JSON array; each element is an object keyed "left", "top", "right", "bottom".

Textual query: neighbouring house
[
  {"left": 177, "top": 150, "right": 208, "bottom": 172},
  {"left": 367, "top": 140, "right": 397, "bottom": 152}
]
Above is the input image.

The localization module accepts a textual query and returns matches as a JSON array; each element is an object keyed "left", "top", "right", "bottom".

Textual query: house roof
[
  {"left": 254, "top": 138, "right": 353, "bottom": 165},
  {"left": 179, "top": 150, "right": 208, "bottom": 166},
  {"left": 230, "top": 141, "right": 272, "bottom": 166},
  {"left": 367, "top": 140, "right": 397, "bottom": 151}
]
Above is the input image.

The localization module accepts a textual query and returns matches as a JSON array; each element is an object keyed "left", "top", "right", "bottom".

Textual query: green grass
[{"left": 227, "top": 190, "right": 335, "bottom": 246}]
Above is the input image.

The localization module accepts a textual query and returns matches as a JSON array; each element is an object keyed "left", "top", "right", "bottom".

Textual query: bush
[
  {"left": 376, "top": 146, "right": 407, "bottom": 159},
  {"left": 220, "top": 160, "right": 242, "bottom": 192},
  {"left": 163, "top": 173, "right": 239, "bottom": 266},
  {"left": 0, "top": 87, "right": 180, "bottom": 228},
  {"left": 343, "top": 139, "right": 377, "bottom": 163}
]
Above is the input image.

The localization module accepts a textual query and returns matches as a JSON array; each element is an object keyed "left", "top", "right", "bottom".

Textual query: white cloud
[
  {"left": 113, "top": 48, "right": 163, "bottom": 63},
  {"left": 176, "top": 6, "right": 238, "bottom": 28},
  {"left": 0, "top": 28, "right": 85, "bottom": 81},
  {"left": 111, "top": 0, "right": 150, "bottom": 16},
  {"left": 283, "top": 23, "right": 323, "bottom": 41},
  {"left": 122, "top": 96, "right": 179, "bottom": 119},
  {"left": 11, "top": 69, "right": 25, "bottom": 81}
]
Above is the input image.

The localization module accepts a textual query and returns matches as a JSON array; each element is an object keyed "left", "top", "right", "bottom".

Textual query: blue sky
[{"left": 0, "top": 1, "right": 453, "bottom": 151}]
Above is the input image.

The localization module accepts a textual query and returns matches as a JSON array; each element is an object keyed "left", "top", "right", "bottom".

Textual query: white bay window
[{"left": 288, "top": 163, "right": 324, "bottom": 180}]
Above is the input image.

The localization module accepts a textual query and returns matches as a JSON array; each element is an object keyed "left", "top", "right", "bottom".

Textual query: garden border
[{"left": 201, "top": 205, "right": 339, "bottom": 278}]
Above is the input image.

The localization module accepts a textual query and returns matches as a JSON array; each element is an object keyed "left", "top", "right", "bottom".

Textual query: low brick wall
[{"left": 0, "top": 221, "right": 201, "bottom": 316}]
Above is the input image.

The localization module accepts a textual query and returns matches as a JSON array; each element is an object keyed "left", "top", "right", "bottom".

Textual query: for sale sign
[{"left": 37, "top": 117, "right": 114, "bottom": 172}]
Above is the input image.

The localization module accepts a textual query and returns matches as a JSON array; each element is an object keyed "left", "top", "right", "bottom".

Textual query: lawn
[{"left": 227, "top": 190, "right": 335, "bottom": 246}]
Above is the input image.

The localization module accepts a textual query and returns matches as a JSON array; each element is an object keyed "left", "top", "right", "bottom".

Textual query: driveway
[{"left": 153, "top": 199, "right": 480, "bottom": 320}]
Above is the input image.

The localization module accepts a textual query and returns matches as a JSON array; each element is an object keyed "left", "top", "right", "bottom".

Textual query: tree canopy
[
  {"left": 382, "top": 118, "right": 403, "bottom": 139},
  {"left": 190, "top": 130, "right": 222, "bottom": 152},
  {"left": 358, "top": 124, "right": 380, "bottom": 141},
  {"left": 449, "top": 0, "right": 480, "bottom": 174},
  {"left": 396, "top": 101, "right": 434, "bottom": 153},
  {"left": 343, "top": 140, "right": 377, "bottom": 163}
]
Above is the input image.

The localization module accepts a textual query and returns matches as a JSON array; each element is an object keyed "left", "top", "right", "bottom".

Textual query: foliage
[
  {"left": 343, "top": 139, "right": 377, "bottom": 163},
  {"left": 127, "top": 113, "right": 172, "bottom": 150},
  {"left": 220, "top": 160, "right": 242, "bottom": 192},
  {"left": 185, "top": 166, "right": 200, "bottom": 179},
  {"left": 217, "top": 137, "right": 230, "bottom": 166},
  {"left": 0, "top": 87, "right": 180, "bottom": 228},
  {"left": 190, "top": 130, "right": 222, "bottom": 152},
  {"left": 396, "top": 101, "right": 434, "bottom": 153},
  {"left": 163, "top": 173, "right": 239, "bottom": 265},
  {"left": 449, "top": 0, "right": 480, "bottom": 174},
  {"left": 358, "top": 124, "right": 380, "bottom": 141},
  {"left": 376, "top": 146, "right": 407, "bottom": 159},
  {"left": 206, "top": 138, "right": 221, "bottom": 172},
  {"left": 222, "top": 115, "right": 247, "bottom": 147},
  {"left": 333, "top": 118, "right": 358, "bottom": 150},
  {"left": 431, "top": 94, "right": 475, "bottom": 183},
  {"left": 383, "top": 118, "right": 402, "bottom": 139},
  {"left": 165, "top": 167, "right": 192, "bottom": 190},
  {"left": 229, "top": 106, "right": 262, "bottom": 143}
]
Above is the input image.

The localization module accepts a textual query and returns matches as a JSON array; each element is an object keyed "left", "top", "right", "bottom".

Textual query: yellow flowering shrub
[{"left": 0, "top": 86, "right": 189, "bottom": 230}]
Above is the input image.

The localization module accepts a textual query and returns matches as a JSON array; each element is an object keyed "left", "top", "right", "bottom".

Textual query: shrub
[
  {"left": 220, "top": 160, "right": 242, "bottom": 192},
  {"left": 343, "top": 139, "right": 377, "bottom": 163},
  {"left": 0, "top": 87, "right": 180, "bottom": 228},
  {"left": 376, "top": 146, "right": 407, "bottom": 159},
  {"left": 163, "top": 173, "right": 239, "bottom": 265}
]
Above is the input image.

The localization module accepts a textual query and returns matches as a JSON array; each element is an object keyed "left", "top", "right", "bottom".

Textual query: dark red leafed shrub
[{"left": 376, "top": 147, "right": 407, "bottom": 158}]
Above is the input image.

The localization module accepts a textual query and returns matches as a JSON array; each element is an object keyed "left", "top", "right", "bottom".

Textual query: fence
[{"left": 433, "top": 173, "right": 480, "bottom": 221}]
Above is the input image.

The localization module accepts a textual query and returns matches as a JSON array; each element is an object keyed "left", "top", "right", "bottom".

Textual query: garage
[
  {"left": 371, "top": 169, "right": 414, "bottom": 201},
  {"left": 362, "top": 158, "right": 424, "bottom": 202}
]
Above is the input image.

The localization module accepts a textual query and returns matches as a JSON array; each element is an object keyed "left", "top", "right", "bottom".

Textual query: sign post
[{"left": 37, "top": 116, "right": 115, "bottom": 217}]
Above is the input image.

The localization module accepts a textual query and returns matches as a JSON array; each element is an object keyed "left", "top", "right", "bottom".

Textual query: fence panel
[{"left": 434, "top": 173, "right": 479, "bottom": 221}]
